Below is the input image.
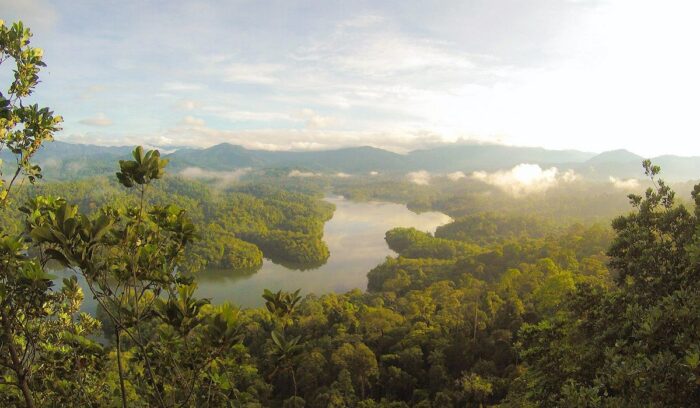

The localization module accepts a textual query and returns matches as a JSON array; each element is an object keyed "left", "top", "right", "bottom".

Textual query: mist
[
  {"left": 471, "top": 164, "right": 578, "bottom": 196},
  {"left": 179, "top": 166, "right": 251, "bottom": 187}
]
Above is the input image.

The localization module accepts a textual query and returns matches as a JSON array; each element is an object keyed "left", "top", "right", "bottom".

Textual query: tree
[
  {"left": 513, "top": 162, "right": 700, "bottom": 406},
  {"left": 457, "top": 372, "right": 493, "bottom": 406},
  {"left": 269, "top": 329, "right": 302, "bottom": 398},
  {"left": 28, "top": 147, "right": 243, "bottom": 407},
  {"left": 264, "top": 288, "right": 302, "bottom": 329},
  {"left": 0, "top": 20, "right": 65, "bottom": 408},
  {"left": 331, "top": 342, "right": 379, "bottom": 399}
]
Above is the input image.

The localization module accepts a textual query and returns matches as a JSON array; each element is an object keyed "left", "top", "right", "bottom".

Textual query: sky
[{"left": 2, "top": 0, "right": 700, "bottom": 156}]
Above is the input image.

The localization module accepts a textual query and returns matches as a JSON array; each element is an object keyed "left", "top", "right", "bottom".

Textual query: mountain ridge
[{"left": 15, "top": 140, "right": 700, "bottom": 181}]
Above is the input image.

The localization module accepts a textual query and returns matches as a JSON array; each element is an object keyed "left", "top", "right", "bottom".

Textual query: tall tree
[
  {"left": 512, "top": 162, "right": 700, "bottom": 406},
  {"left": 0, "top": 20, "right": 65, "bottom": 408},
  {"left": 30, "top": 147, "right": 243, "bottom": 407}
]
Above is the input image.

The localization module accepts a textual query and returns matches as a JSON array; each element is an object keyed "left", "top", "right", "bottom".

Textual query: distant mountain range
[{"left": 11, "top": 141, "right": 700, "bottom": 182}]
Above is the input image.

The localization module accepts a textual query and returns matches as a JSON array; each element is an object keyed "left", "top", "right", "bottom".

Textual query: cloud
[
  {"left": 561, "top": 170, "right": 579, "bottom": 183},
  {"left": 369, "top": 171, "right": 379, "bottom": 176},
  {"left": 205, "top": 109, "right": 291, "bottom": 123},
  {"left": 294, "top": 109, "right": 337, "bottom": 129},
  {"left": 471, "top": 164, "right": 577, "bottom": 195},
  {"left": 174, "top": 99, "right": 200, "bottom": 111},
  {"left": 180, "top": 116, "right": 206, "bottom": 127},
  {"left": 179, "top": 166, "right": 251, "bottom": 187},
  {"left": 337, "top": 14, "right": 386, "bottom": 29},
  {"left": 335, "top": 172, "right": 351, "bottom": 178},
  {"left": 447, "top": 171, "right": 466, "bottom": 181},
  {"left": 609, "top": 176, "right": 639, "bottom": 189},
  {"left": 58, "top": 125, "right": 445, "bottom": 153},
  {"left": 29, "top": 1, "right": 700, "bottom": 157},
  {"left": 224, "top": 63, "right": 283, "bottom": 84},
  {"left": 79, "top": 85, "right": 107, "bottom": 100},
  {"left": 295, "top": 16, "right": 478, "bottom": 81},
  {"left": 163, "top": 82, "right": 203, "bottom": 92},
  {"left": 79, "top": 113, "right": 113, "bottom": 127},
  {"left": 0, "top": 0, "right": 58, "bottom": 31},
  {"left": 288, "top": 170, "right": 320, "bottom": 178},
  {"left": 407, "top": 170, "right": 431, "bottom": 185}
]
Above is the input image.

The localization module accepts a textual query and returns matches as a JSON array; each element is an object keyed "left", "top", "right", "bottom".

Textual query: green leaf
[
  {"left": 45, "top": 248, "right": 71, "bottom": 267},
  {"left": 30, "top": 226, "right": 54, "bottom": 242}
]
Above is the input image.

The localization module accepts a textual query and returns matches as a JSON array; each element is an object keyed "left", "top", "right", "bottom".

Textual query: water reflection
[
  {"left": 52, "top": 197, "right": 451, "bottom": 311},
  {"left": 195, "top": 196, "right": 451, "bottom": 307}
]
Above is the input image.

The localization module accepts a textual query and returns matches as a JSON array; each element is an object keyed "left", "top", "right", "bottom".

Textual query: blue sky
[{"left": 2, "top": 0, "right": 700, "bottom": 156}]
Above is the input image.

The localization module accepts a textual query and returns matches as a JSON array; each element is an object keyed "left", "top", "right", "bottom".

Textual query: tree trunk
[
  {"left": 291, "top": 368, "right": 298, "bottom": 398},
  {"left": 1, "top": 308, "right": 35, "bottom": 408},
  {"left": 115, "top": 327, "right": 129, "bottom": 408},
  {"left": 473, "top": 304, "right": 478, "bottom": 340}
]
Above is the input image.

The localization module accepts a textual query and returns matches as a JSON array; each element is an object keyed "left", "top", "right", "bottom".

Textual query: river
[{"left": 57, "top": 196, "right": 451, "bottom": 311}]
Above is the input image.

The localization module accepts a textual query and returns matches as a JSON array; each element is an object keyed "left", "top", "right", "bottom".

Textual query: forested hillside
[{"left": 0, "top": 177, "right": 334, "bottom": 272}]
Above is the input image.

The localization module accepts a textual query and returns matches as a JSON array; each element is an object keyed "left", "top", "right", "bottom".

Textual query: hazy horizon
[
  {"left": 40, "top": 138, "right": 700, "bottom": 160},
  {"left": 3, "top": 0, "right": 699, "bottom": 157}
]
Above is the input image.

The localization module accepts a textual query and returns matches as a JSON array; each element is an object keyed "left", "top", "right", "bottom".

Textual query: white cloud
[
  {"left": 67, "top": 125, "right": 442, "bottom": 152},
  {"left": 163, "top": 82, "right": 203, "bottom": 91},
  {"left": 175, "top": 99, "right": 200, "bottom": 111},
  {"left": 337, "top": 14, "right": 386, "bottom": 29},
  {"left": 203, "top": 107, "right": 291, "bottom": 123},
  {"left": 369, "top": 171, "right": 379, "bottom": 176},
  {"left": 335, "top": 172, "right": 351, "bottom": 178},
  {"left": 224, "top": 63, "right": 283, "bottom": 84},
  {"left": 179, "top": 167, "right": 251, "bottom": 187},
  {"left": 609, "top": 176, "right": 639, "bottom": 189},
  {"left": 472, "top": 164, "right": 572, "bottom": 195},
  {"left": 447, "top": 171, "right": 466, "bottom": 181},
  {"left": 180, "top": 116, "right": 206, "bottom": 127},
  {"left": 296, "top": 16, "right": 478, "bottom": 82},
  {"left": 288, "top": 170, "right": 320, "bottom": 178},
  {"left": 294, "top": 109, "right": 337, "bottom": 129},
  {"left": 79, "top": 113, "right": 113, "bottom": 127},
  {"left": 407, "top": 170, "right": 431, "bottom": 185},
  {"left": 0, "top": 0, "right": 58, "bottom": 31},
  {"left": 79, "top": 85, "right": 107, "bottom": 100},
  {"left": 561, "top": 170, "right": 579, "bottom": 183},
  {"left": 25, "top": 1, "right": 700, "bottom": 157}
]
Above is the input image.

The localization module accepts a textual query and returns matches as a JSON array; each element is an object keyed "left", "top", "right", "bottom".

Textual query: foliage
[
  {"left": 0, "top": 20, "right": 70, "bottom": 408},
  {"left": 511, "top": 161, "right": 700, "bottom": 407},
  {"left": 0, "top": 174, "right": 335, "bottom": 274},
  {"left": 4, "top": 19, "right": 699, "bottom": 408}
]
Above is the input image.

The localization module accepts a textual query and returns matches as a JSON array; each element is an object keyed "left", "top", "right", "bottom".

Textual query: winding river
[
  {"left": 58, "top": 196, "right": 451, "bottom": 311},
  {"left": 196, "top": 196, "right": 452, "bottom": 307}
]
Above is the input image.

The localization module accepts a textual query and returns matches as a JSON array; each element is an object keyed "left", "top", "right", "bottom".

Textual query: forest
[
  {"left": 0, "top": 177, "right": 334, "bottom": 273},
  {"left": 3, "top": 19, "right": 700, "bottom": 408}
]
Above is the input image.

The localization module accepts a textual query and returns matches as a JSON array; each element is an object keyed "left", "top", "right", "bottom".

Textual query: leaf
[
  {"left": 45, "top": 248, "right": 71, "bottom": 267},
  {"left": 271, "top": 330, "right": 283, "bottom": 348},
  {"left": 30, "top": 226, "right": 54, "bottom": 242},
  {"left": 91, "top": 214, "right": 113, "bottom": 242},
  {"left": 686, "top": 352, "right": 700, "bottom": 369}
]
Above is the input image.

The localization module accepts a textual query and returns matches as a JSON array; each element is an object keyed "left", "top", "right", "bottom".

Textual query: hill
[{"left": 17, "top": 140, "right": 700, "bottom": 181}]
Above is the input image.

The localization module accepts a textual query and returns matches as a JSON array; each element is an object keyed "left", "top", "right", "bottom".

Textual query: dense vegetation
[
  {"left": 3, "top": 19, "right": 700, "bottom": 408},
  {"left": 0, "top": 177, "right": 334, "bottom": 273}
]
